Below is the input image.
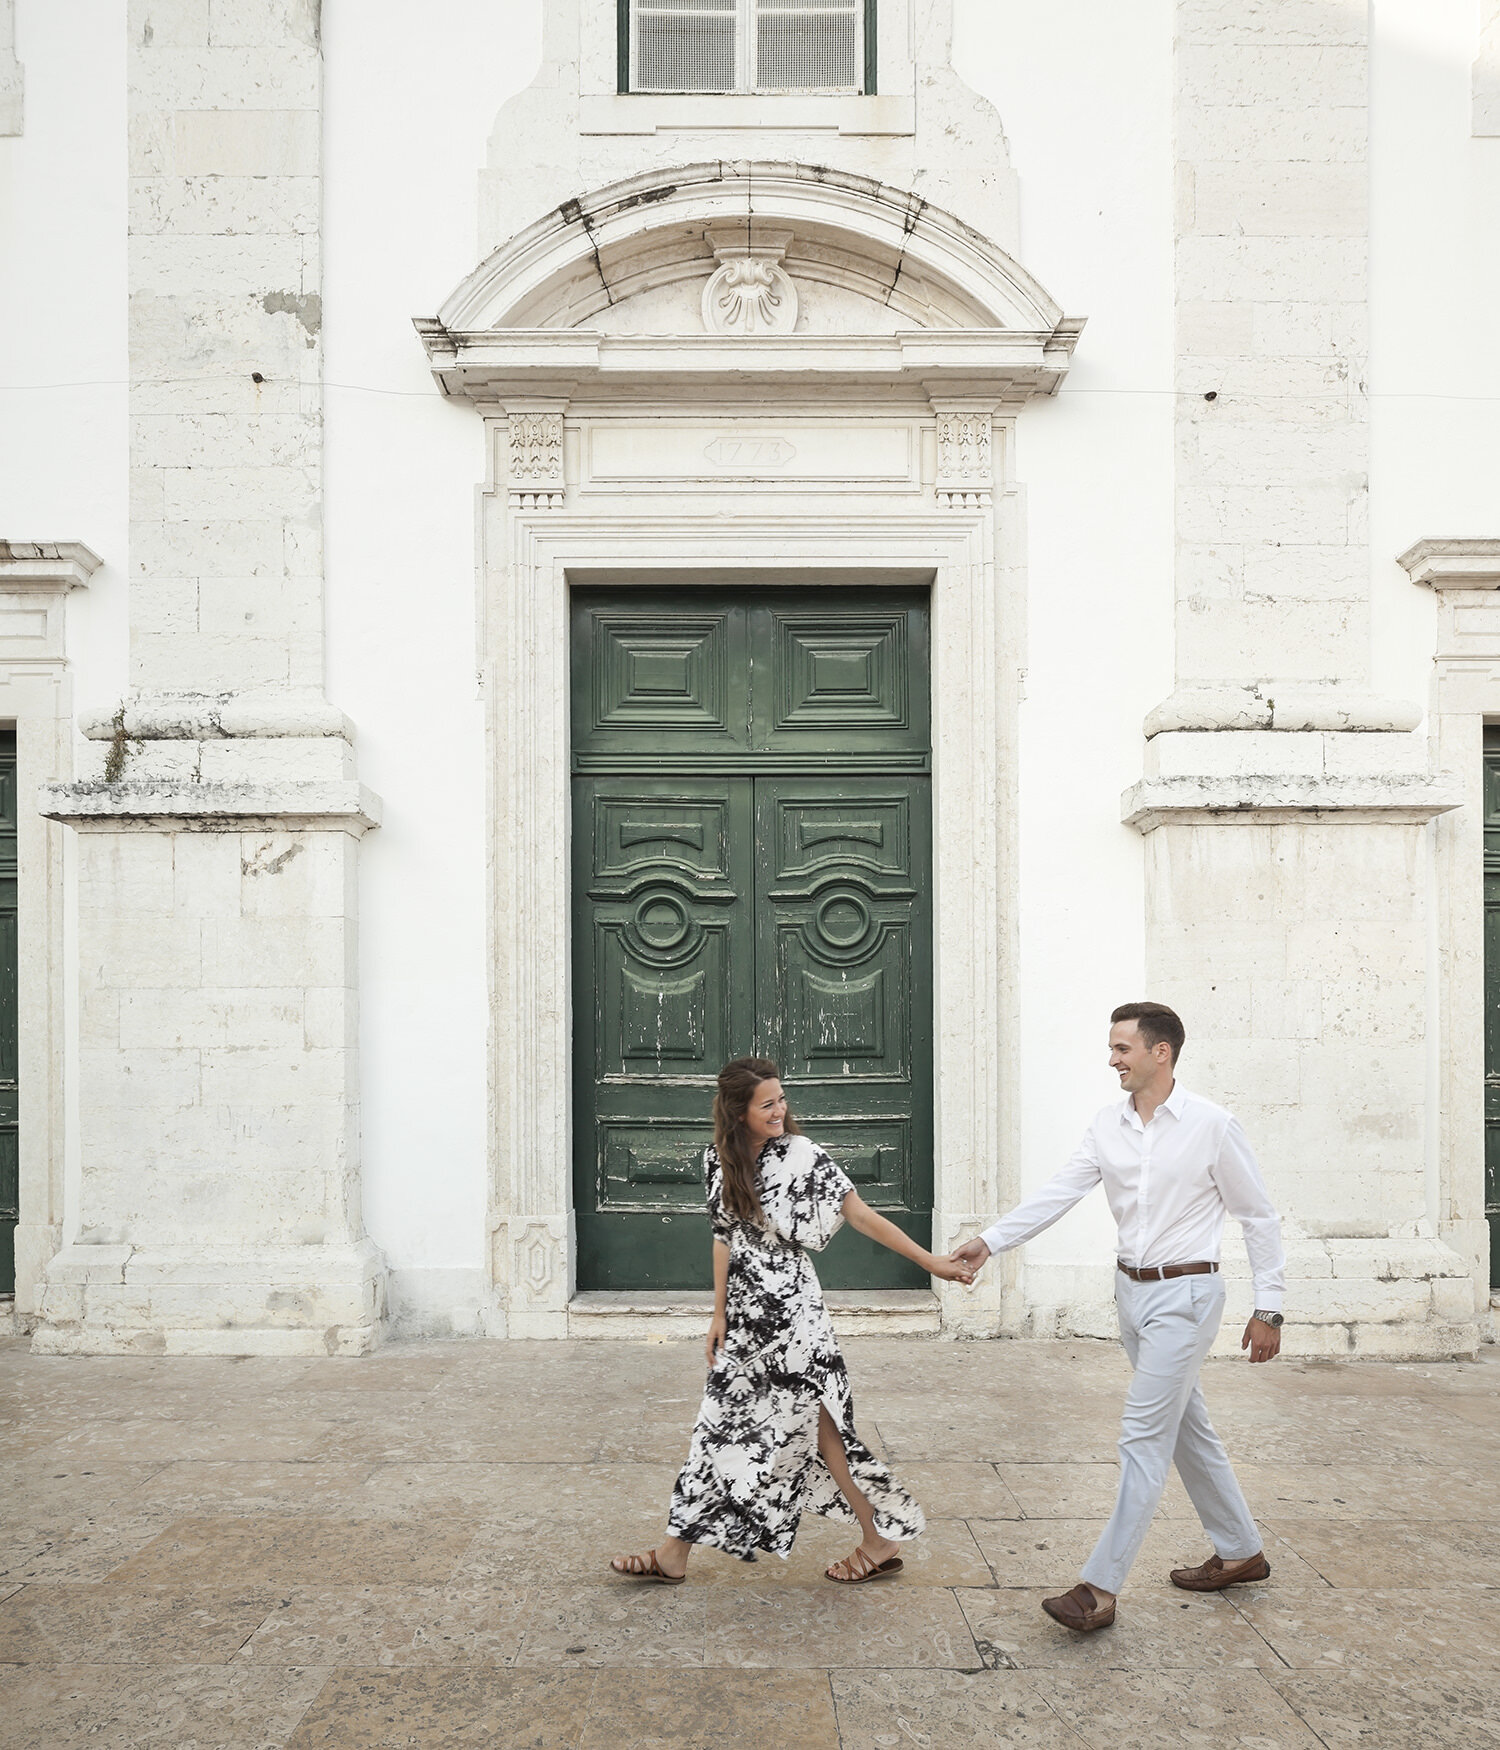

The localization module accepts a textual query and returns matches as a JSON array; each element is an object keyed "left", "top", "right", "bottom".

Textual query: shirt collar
[{"left": 1120, "top": 1082, "right": 1188, "bottom": 1130}]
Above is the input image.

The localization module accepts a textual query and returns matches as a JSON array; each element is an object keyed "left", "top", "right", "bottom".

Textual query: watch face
[{"left": 1257, "top": 1312, "right": 1284, "bottom": 1327}]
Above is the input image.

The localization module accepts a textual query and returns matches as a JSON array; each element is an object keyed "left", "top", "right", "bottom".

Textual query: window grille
[{"left": 623, "top": 0, "right": 871, "bottom": 95}]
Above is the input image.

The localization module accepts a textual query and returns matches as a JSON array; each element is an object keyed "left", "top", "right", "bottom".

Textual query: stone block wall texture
[
  {"left": 1145, "top": 818, "right": 1475, "bottom": 1354},
  {"left": 1173, "top": 0, "right": 1369, "bottom": 699},
  {"left": 76, "top": 828, "right": 360, "bottom": 1248},
  {"left": 128, "top": 0, "right": 324, "bottom": 699}
]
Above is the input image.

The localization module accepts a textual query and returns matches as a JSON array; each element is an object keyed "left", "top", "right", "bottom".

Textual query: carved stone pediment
[{"left": 416, "top": 161, "right": 1083, "bottom": 400}]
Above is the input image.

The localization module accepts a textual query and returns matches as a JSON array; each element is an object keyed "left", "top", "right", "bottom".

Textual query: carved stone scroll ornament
[
  {"left": 507, "top": 408, "right": 565, "bottom": 509},
  {"left": 700, "top": 226, "right": 799, "bottom": 337},
  {"left": 934, "top": 407, "right": 994, "bottom": 510}
]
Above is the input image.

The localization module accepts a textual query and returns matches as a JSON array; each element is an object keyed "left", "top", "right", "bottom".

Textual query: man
[{"left": 952, "top": 1001, "right": 1285, "bottom": 1633}]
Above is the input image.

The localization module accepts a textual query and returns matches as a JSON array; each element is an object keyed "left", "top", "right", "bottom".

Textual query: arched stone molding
[{"left": 429, "top": 161, "right": 1071, "bottom": 343}]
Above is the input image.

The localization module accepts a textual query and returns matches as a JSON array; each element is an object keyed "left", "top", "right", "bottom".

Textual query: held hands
[
  {"left": 946, "top": 1237, "right": 992, "bottom": 1279},
  {"left": 929, "top": 1254, "right": 977, "bottom": 1285},
  {"left": 705, "top": 1312, "right": 727, "bottom": 1370},
  {"left": 929, "top": 1236, "right": 990, "bottom": 1285}
]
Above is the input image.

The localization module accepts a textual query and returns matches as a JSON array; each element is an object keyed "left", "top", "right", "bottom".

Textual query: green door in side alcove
[
  {"left": 0, "top": 732, "right": 17, "bottom": 1297},
  {"left": 570, "top": 588, "right": 933, "bottom": 1291}
]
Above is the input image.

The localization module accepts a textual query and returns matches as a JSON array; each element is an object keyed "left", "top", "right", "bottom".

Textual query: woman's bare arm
[
  {"left": 841, "top": 1192, "right": 973, "bottom": 1282},
  {"left": 706, "top": 1237, "right": 731, "bottom": 1366}
]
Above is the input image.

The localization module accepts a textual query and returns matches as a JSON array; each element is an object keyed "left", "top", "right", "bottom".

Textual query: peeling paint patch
[
  {"left": 243, "top": 840, "right": 304, "bottom": 879},
  {"left": 261, "top": 291, "right": 322, "bottom": 340}
]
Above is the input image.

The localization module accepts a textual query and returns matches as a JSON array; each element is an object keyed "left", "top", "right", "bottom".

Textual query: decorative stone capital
[
  {"left": 932, "top": 404, "right": 994, "bottom": 510},
  {"left": 1398, "top": 538, "right": 1500, "bottom": 589},
  {"left": 0, "top": 541, "right": 99, "bottom": 666},
  {"left": 701, "top": 226, "right": 799, "bottom": 337},
  {"left": 0, "top": 540, "right": 101, "bottom": 591},
  {"left": 505, "top": 403, "right": 567, "bottom": 510}
]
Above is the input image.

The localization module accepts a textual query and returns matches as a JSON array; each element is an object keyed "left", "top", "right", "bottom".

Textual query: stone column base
[{"left": 31, "top": 1238, "right": 387, "bottom": 1357}]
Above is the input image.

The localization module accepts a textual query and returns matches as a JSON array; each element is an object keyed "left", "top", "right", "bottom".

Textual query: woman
[{"left": 610, "top": 1056, "right": 974, "bottom": 1585}]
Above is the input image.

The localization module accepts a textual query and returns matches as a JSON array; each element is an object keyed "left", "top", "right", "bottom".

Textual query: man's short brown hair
[{"left": 1111, "top": 1001, "right": 1185, "bottom": 1064}]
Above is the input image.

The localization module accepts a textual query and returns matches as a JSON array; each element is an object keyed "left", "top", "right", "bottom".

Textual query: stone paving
[{"left": 1, "top": 1333, "right": 1497, "bottom": 1748}]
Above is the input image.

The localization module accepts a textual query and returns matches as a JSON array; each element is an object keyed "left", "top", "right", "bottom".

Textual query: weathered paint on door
[
  {"left": 0, "top": 732, "right": 17, "bottom": 1297},
  {"left": 1484, "top": 728, "right": 1500, "bottom": 1289},
  {"left": 571, "top": 589, "right": 933, "bottom": 1291}
]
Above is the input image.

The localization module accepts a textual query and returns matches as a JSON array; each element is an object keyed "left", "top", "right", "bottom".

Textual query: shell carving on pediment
[{"left": 701, "top": 256, "right": 799, "bottom": 336}]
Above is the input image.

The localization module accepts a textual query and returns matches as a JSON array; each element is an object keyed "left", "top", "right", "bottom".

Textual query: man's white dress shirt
[{"left": 980, "top": 1083, "right": 1286, "bottom": 1313}]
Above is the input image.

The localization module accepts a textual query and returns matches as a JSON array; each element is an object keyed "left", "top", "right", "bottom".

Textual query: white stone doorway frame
[
  {"left": 418, "top": 158, "right": 1082, "bottom": 1337},
  {"left": 483, "top": 510, "right": 1022, "bottom": 1338}
]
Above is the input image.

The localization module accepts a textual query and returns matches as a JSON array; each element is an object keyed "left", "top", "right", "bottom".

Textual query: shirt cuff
[
  {"left": 979, "top": 1224, "right": 1007, "bottom": 1256},
  {"left": 1251, "top": 1292, "right": 1284, "bottom": 1315}
]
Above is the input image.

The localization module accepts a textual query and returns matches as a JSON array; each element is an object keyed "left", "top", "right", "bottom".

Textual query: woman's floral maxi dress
[{"left": 666, "top": 1133, "right": 927, "bottom": 1560}]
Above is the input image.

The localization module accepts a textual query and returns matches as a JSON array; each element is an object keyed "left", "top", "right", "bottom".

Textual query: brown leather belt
[{"left": 1117, "top": 1260, "right": 1219, "bottom": 1283}]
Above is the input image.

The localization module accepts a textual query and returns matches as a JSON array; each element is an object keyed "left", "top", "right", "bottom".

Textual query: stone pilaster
[
  {"left": 0, "top": 544, "right": 96, "bottom": 1322},
  {"left": 33, "top": 1, "right": 386, "bottom": 1356},
  {"left": 1122, "top": 9, "right": 1478, "bottom": 1359},
  {"left": 1159, "top": 0, "right": 1390, "bottom": 734}
]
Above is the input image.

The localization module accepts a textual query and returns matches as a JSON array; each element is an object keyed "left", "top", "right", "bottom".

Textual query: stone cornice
[
  {"left": 1397, "top": 539, "right": 1500, "bottom": 589},
  {"left": 1144, "top": 685, "right": 1422, "bottom": 736},
  {"left": 39, "top": 780, "right": 382, "bottom": 833},
  {"left": 1121, "top": 774, "right": 1463, "bottom": 833},
  {"left": 0, "top": 541, "right": 101, "bottom": 592},
  {"left": 417, "top": 326, "right": 1081, "bottom": 403}
]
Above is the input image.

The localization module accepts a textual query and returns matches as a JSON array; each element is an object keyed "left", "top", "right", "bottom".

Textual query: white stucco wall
[
  {"left": 1370, "top": 0, "right": 1500, "bottom": 708},
  {"left": 0, "top": 0, "right": 127, "bottom": 1251},
  {"left": 322, "top": 0, "right": 539, "bottom": 1328},
  {"left": 963, "top": 0, "right": 1176, "bottom": 1307}
]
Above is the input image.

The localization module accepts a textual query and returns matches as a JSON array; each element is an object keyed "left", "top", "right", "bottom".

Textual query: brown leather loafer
[
  {"left": 1169, "top": 1552, "right": 1271, "bottom": 1591},
  {"left": 1041, "top": 1583, "right": 1116, "bottom": 1632}
]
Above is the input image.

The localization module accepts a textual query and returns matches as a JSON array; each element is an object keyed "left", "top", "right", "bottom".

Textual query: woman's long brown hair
[{"left": 713, "top": 1056, "right": 802, "bottom": 1224}]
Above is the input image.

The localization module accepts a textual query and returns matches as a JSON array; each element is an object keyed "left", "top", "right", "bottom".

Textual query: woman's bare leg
[
  {"left": 610, "top": 1533, "right": 691, "bottom": 1579},
  {"left": 818, "top": 1405, "right": 900, "bottom": 1577}
]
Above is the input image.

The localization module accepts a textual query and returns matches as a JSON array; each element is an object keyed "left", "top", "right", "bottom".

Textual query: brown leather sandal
[
  {"left": 1041, "top": 1583, "right": 1116, "bottom": 1632},
  {"left": 609, "top": 1548, "right": 687, "bottom": 1584},
  {"left": 826, "top": 1547, "right": 904, "bottom": 1584},
  {"left": 1170, "top": 1552, "right": 1270, "bottom": 1591}
]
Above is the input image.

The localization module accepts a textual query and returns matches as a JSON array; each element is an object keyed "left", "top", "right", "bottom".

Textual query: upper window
[{"left": 621, "top": 0, "right": 874, "bottom": 95}]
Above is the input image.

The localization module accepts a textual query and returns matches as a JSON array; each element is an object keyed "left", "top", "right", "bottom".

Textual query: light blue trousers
[{"left": 1079, "top": 1271, "right": 1263, "bottom": 1596}]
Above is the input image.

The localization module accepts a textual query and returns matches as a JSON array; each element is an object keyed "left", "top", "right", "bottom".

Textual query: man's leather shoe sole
[{"left": 1170, "top": 1554, "right": 1271, "bottom": 1592}]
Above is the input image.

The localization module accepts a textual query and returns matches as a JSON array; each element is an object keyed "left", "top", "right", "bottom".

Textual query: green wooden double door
[{"left": 571, "top": 588, "right": 933, "bottom": 1291}]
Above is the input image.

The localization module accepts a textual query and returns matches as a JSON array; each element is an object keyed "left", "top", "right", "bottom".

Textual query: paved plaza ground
[{"left": 1, "top": 1331, "right": 1497, "bottom": 1748}]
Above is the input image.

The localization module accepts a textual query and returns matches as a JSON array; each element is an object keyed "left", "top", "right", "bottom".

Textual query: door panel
[
  {"left": 757, "top": 777, "right": 932, "bottom": 1288},
  {"left": 570, "top": 589, "right": 932, "bottom": 1293},
  {"left": 759, "top": 604, "right": 928, "bottom": 762},
  {"left": 573, "top": 776, "right": 755, "bottom": 1289},
  {"left": 572, "top": 605, "right": 753, "bottom": 765}
]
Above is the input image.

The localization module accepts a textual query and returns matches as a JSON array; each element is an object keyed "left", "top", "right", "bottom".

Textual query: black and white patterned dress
[{"left": 666, "top": 1133, "right": 927, "bottom": 1561}]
